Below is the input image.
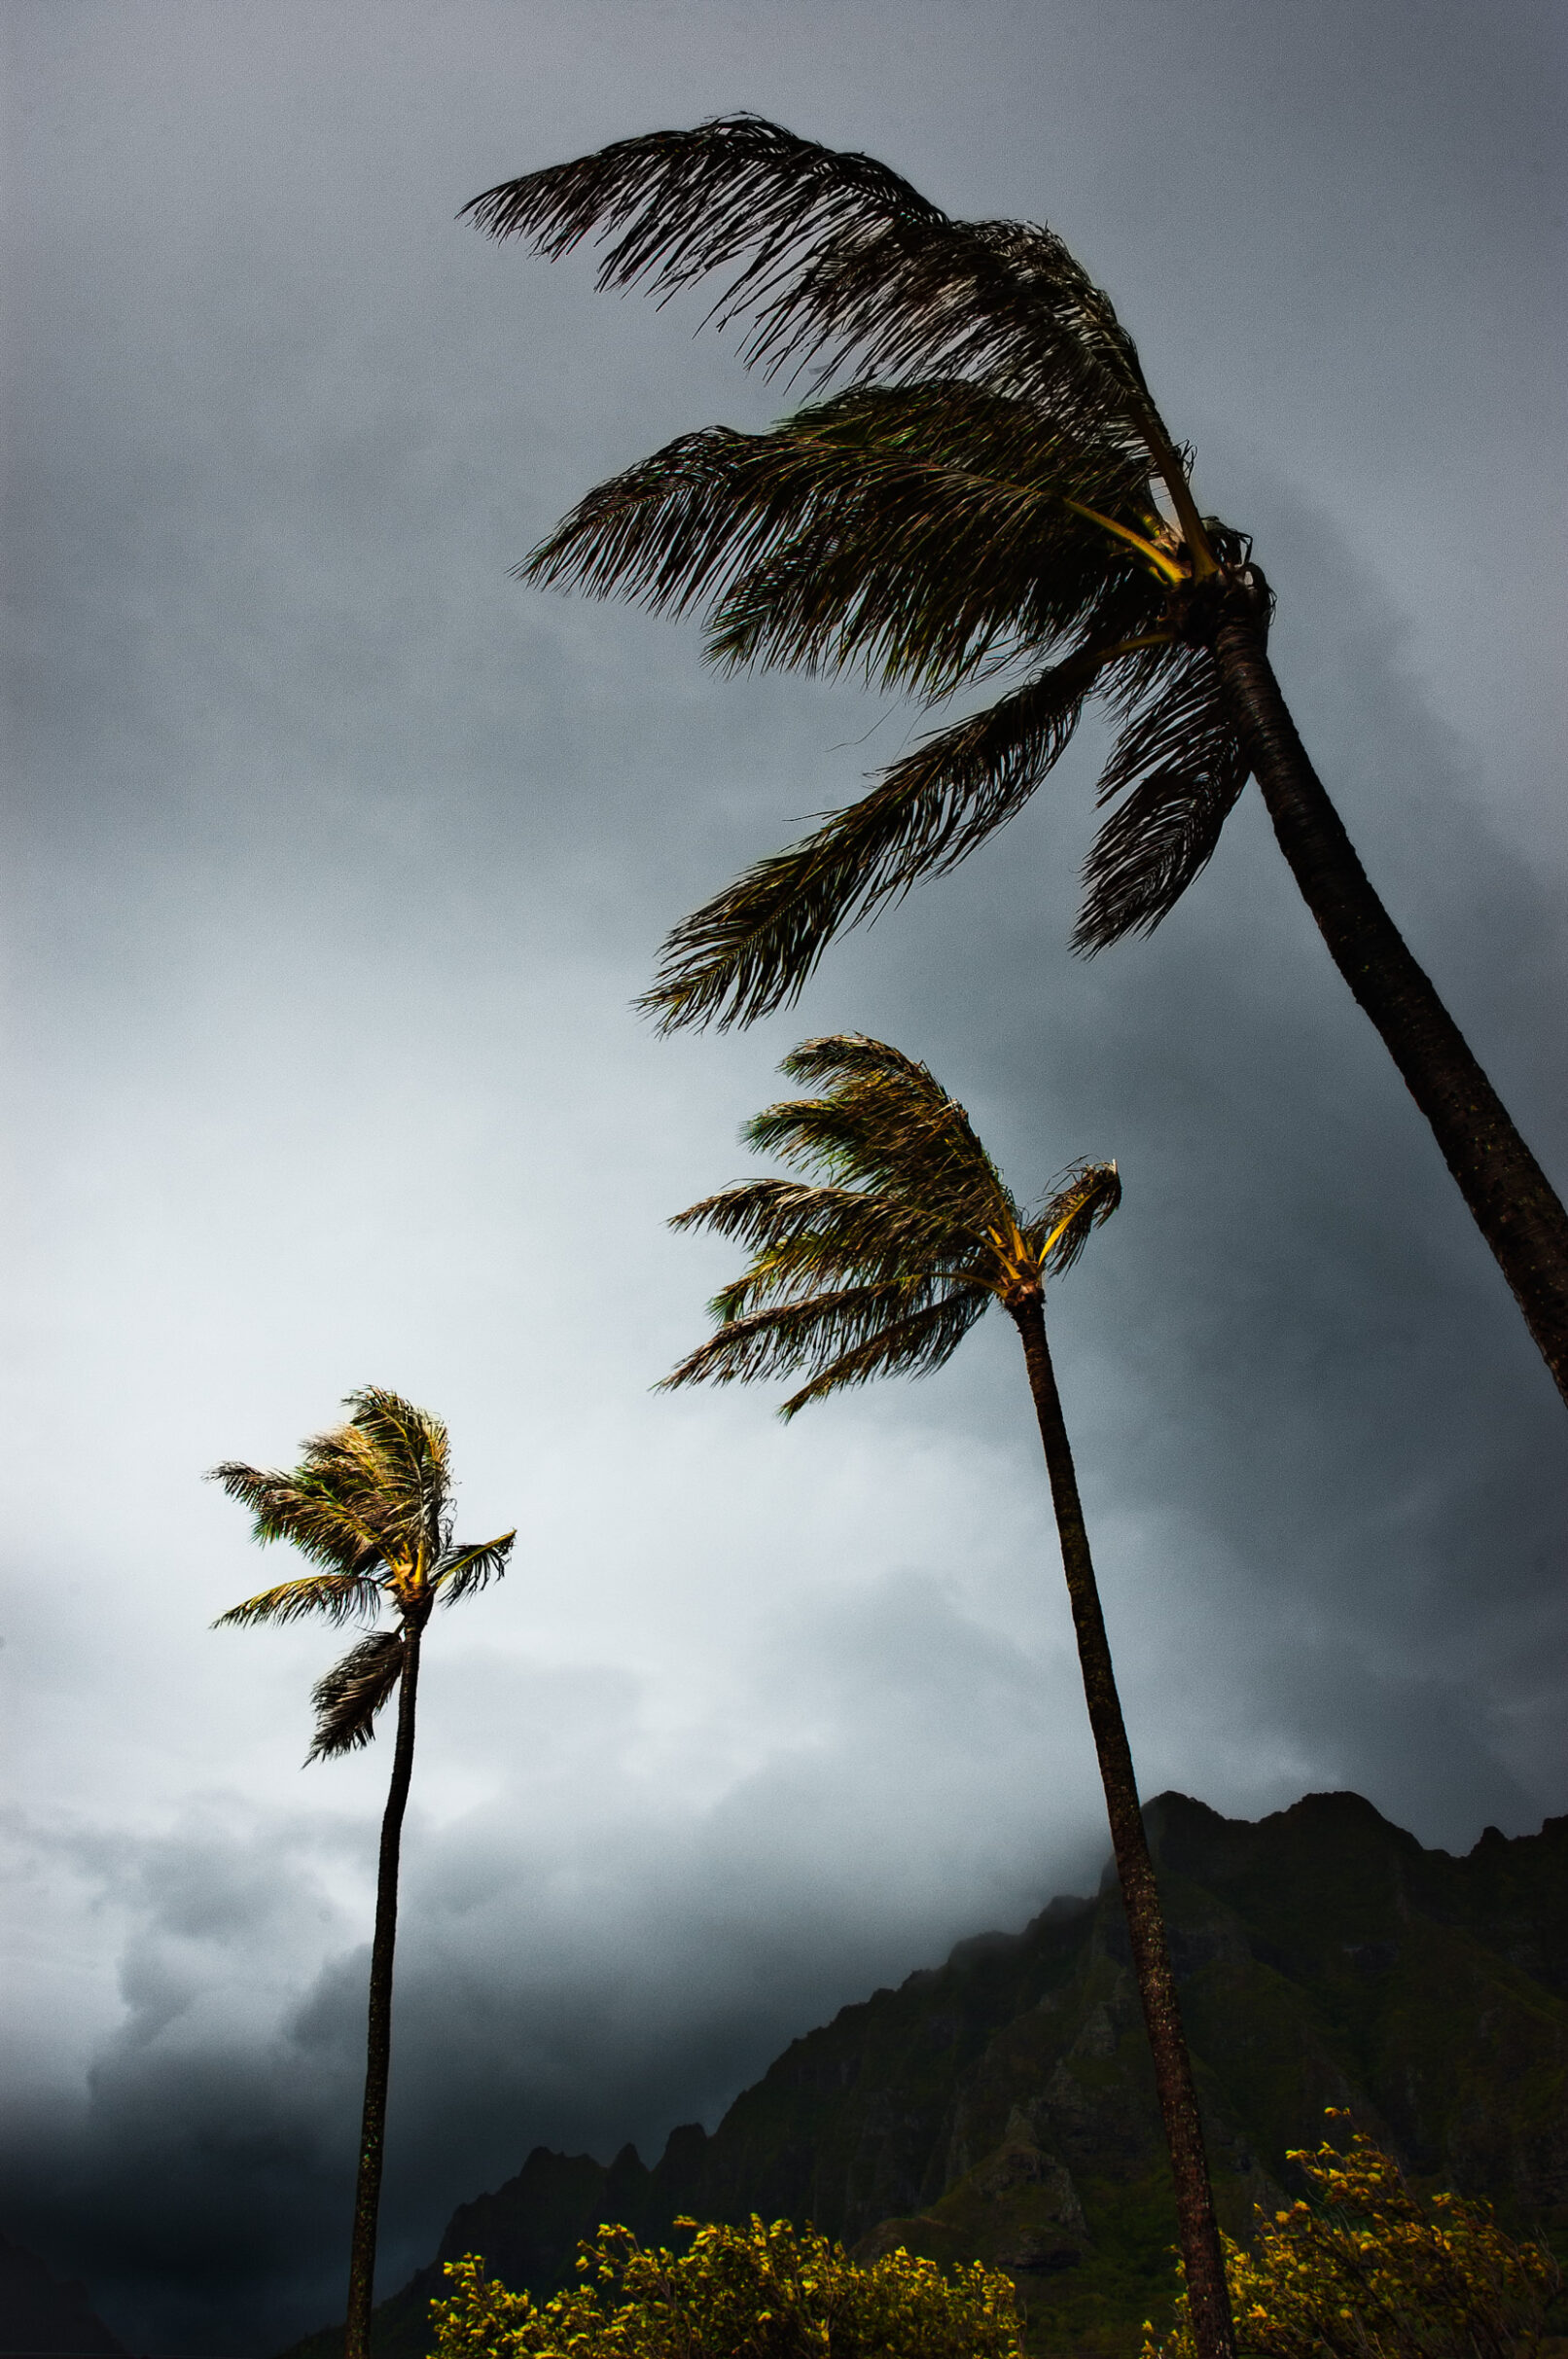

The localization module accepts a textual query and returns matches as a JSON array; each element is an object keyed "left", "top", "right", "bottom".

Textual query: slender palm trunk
[
  {"left": 1209, "top": 583, "right": 1568, "bottom": 1412},
  {"left": 343, "top": 1625, "right": 422, "bottom": 2359},
  {"left": 1009, "top": 1296, "right": 1234, "bottom": 2359}
]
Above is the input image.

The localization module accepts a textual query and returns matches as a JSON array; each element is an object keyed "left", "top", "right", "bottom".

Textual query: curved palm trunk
[
  {"left": 343, "top": 1626, "right": 422, "bottom": 2359},
  {"left": 1211, "top": 589, "right": 1568, "bottom": 1412},
  {"left": 1009, "top": 1297, "right": 1234, "bottom": 2359}
]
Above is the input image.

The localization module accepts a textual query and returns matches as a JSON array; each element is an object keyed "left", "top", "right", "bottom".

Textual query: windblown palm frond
[
  {"left": 664, "top": 1034, "right": 1117, "bottom": 1418},
  {"left": 1025, "top": 1160, "right": 1123, "bottom": 1272},
  {"left": 337, "top": 1386, "right": 453, "bottom": 1561},
  {"left": 664, "top": 1276, "right": 991, "bottom": 1412},
  {"left": 464, "top": 116, "right": 1165, "bottom": 460},
  {"left": 673, "top": 1177, "right": 968, "bottom": 1284},
  {"left": 1073, "top": 647, "right": 1250, "bottom": 952},
  {"left": 639, "top": 654, "right": 1130, "bottom": 1031},
  {"left": 213, "top": 1569, "right": 386, "bottom": 1629},
  {"left": 432, "top": 1532, "right": 517, "bottom": 1607},
  {"left": 525, "top": 382, "right": 1159, "bottom": 697},
  {"left": 306, "top": 1629, "right": 407, "bottom": 1762},
  {"left": 208, "top": 1459, "right": 388, "bottom": 1575},
  {"left": 474, "top": 118, "right": 1259, "bottom": 1027}
]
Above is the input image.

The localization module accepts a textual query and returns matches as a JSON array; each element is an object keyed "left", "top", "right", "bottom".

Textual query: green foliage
[
  {"left": 466, "top": 115, "right": 1261, "bottom": 1030},
  {"left": 427, "top": 2215, "right": 1024, "bottom": 2359},
  {"left": 1143, "top": 2121, "right": 1560, "bottom": 2359},
  {"left": 211, "top": 1385, "right": 515, "bottom": 1759},
  {"left": 663, "top": 1030, "right": 1119, "bottom": 1415}
]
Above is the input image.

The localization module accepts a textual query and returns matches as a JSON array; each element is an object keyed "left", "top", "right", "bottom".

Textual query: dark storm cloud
[
  {"left": 0, "top": 1585, "right": 1108, "bottom": 2351},
  {"left": 3, "top": 0, "right": 1565, "bottom": 2349}
]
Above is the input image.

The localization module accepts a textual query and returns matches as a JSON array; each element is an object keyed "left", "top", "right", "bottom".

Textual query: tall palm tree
[
  {"left": 662, "top": 1033, "right": 1235, "bottom": 2359},
  {"left": 464, "top": 118, "right": 1568, "bottom": 1412},
  {"left": 210, "top": 1386, "right": 515, "bottom": 2359}
]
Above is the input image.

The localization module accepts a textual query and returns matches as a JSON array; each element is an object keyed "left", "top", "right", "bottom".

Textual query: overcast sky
[{"left": 3, "top": 1, "right": 1566, "bottom": 2349}]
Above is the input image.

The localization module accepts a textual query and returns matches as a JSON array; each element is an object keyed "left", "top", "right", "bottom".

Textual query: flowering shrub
[
  {"left": 428, "top": 2212, "right": 1024, "bottom": 2359},
  {"left": 1144, "top": 2116, "right": 1559, "bottom": 2359}
]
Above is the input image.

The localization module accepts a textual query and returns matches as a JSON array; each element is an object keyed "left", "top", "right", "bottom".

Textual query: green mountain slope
[{"left": 284, "top": 1791, "right": 1568, "bottom": 2359}]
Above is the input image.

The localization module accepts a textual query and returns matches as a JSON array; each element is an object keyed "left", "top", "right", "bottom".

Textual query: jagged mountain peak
[{"left": 279, "top": 1794, "right": 1568, "bottom": 2359}]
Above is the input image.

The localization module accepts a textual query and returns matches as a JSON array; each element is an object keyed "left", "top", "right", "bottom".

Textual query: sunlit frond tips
[{"left": 664, "top": 1035, "right": 1118, "bottom": 1418}]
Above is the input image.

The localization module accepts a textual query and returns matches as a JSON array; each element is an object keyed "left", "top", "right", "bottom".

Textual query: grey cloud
[{"left": 4, "top": 0, "right": 1565, "bottom": 2349}]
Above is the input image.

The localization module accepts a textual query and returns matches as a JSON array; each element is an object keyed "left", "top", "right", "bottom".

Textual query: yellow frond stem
[{"left": 1062, "top": 499, "right": 1186, "bottom": 583}]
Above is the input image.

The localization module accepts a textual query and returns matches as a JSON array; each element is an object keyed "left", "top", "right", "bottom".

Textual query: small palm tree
[
  {"left": 464, "top": 119, "right": 1568, "bottom": 1411},
  {"left": 210, "top": 1386, "right": 515, "bottom": 2359},
  {"left": 662, "top": 1035, "right": 1235, "bottom": 2359}
]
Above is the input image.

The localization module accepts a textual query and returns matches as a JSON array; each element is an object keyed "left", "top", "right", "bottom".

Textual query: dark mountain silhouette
[
  {"left": 282, "top": 1790, "right": 1568, "bottom": 2357},
  {"left": 0, "top": 2233, "right": 127, "bottom": 2355}
]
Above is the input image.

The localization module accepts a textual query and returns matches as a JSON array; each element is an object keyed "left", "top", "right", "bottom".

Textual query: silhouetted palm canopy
[
  {"left": 466, "top": 117, "right": 1568, "bottom": 1408},
  {"left": 664, "top": 1036, "right": 1235, "bottom": 2359},
  {"left": 213, "top": 1386, "right": 514, "bottom": 1760},
  {"left": 663, "top": 1033, "right": 1121, "bottom": 1411}
]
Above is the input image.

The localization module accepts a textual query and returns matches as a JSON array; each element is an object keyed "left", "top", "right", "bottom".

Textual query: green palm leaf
[
  {"left": 470, "top": 121, "right": 1275, "bottom": 1033},
  {"left": 525, "top": 382, "right": 1160, "bottom": 697},
  {"left": 212, "top": 1569, "right": 385, "bottom": 1629},
  {"left": 664, "top": 1033, "right": 1116, "bottom": 1417},
  {"left": 208, "top": 1460, "right": 387, "bottom": 1574},
  {"left": 1025, "top": 1160, "right": 1124, "bottom": 1273},
  {"left": 640, "top": 655, "right": 1129, "bottom": 1032},
  {"left": 306, "top": 1629, "right": 407, "bottom": 1762},
  {"left": 432, "top": 1532, "right": 517, "bottom": 1607},
  {"left": 1074, "top": 647, "right": 1250, "bottom": 951},
  {"left": 464, "top": 116, "right": 1163, "bottom": 461}
]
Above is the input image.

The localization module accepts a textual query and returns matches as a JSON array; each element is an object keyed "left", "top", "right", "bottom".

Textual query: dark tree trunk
[
  {"left": 1009, "top": 1296, "right": 1235, "bottom": 2359},
  {"left": 1211, "top": 580, "right": 1568, "bottom": 1412},
  {"left": 343, "top": 1625, "right": 422, "bottom": 2359}
]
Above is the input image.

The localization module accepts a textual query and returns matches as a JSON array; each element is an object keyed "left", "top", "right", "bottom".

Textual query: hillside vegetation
[{"left": 282, "top": 1791, "right": 1568, "bottom": 2358}]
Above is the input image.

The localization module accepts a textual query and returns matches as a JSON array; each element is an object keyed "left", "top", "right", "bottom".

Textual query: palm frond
[
  {"left": 661, "top": 1276, "right": 990, "bottom": 1409},
  {"left": 305, "top": 1629, "right": 407, "bottom": 1763},
  {"left": 213, "top": 1570, "right": 385, "bottom": 1629},
  {"left": 1028, "top": 1161, "right": 1123, "bottom": 1275},
  {"left": 524, "top": 383, "right": 1158, "bottom": 697},
  {"left": 338, "top": 1387, "right": 454, "bottom": 1562},
  {"left": 463, "top": 117, "right": 1163, "bottom": 462},
  {"left": 671, "top": 1177, "right": 966, "bottom": 1279},
  {"left": 639, "top": 654, "right": 1115, "bottom": 1032},
  {"left": 776, "top": 1288, "right": 993, "bottom": 1416},
  {"left": 749, "top": 1033, "right": 1014, "bottom": 1228},
  {"left": 1072, "top": 646, "right": 1249, "bottom": 953},
  {"left": 433, "top": 1532, "right": 517, "bottom": 1607},
  {"left": 207, "top": 1460, "right": 386, "bottom": 1574}
]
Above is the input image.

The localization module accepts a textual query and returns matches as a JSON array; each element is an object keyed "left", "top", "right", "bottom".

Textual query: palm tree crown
[
  {"left": 467, "top": 116, "right": 1250, "bottom": 1032},
  {"left": 663, "top": 1032, "right": 1120, "bottom": 1413},
  {"left": 213, "top": 1385, "right": 514, "bottom": 1761},
  {"left": 467, "top": 115, "right": 1568, "bottom": 1409}
]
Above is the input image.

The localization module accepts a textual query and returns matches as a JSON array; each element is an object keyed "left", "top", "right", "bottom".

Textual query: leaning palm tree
[
  {"left": 210, "top": 1386, "right": 515, "bottom": 2359},
  {"left": 662, "top": 1033, "right": 1235, "bottom": 2359},
  {"left": 464, "top": 119, "right": 1568, "bottom": 1411}
]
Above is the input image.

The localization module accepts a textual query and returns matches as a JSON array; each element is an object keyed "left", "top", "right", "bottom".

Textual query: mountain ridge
[{"left": 282, "top": 1790, "right": 1568, "bottom": 2357}]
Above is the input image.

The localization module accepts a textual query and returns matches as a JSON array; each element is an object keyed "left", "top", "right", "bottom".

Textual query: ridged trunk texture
[
  {"left": 1211, "top": 579, "right": 1568, "bottom": 1412},
  {"left": 1010, "top": 1297, "right": 1235, "bottom": 2359},
  {"left": 343, "top": 1626, "right": 422, "bottom": 2359}
]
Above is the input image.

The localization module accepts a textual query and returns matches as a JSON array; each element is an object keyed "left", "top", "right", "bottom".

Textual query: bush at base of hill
[
  {"left": 428, "top": 2213, "right": 1025, "bottom": 2359},
  {"left": 1144, "top": 2119, "right": 1561, "bottom": 2359}
]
